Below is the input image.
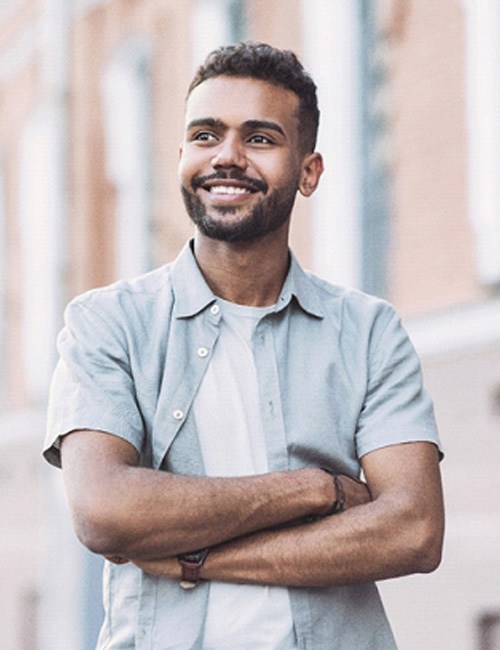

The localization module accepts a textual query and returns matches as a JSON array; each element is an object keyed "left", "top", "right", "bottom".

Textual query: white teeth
[{"left": 210, "top": 185, "right": 249, "bottom": 195}]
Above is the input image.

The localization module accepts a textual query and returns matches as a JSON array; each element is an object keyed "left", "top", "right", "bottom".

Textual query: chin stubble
[{"left": 181, "top": 182, "right": 297, "bottom": 242}]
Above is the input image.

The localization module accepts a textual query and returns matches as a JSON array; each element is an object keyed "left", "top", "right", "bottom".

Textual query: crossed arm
[{"left": 60, "top": 430, "right": 444, "bottom": 588}]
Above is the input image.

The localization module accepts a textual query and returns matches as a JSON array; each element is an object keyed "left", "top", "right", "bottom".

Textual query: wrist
[
  {"left": 320, "top": 468, "right": 345, "bottom": 515},
  {"left": 316, "top": 468, "right": 345, "bottom": 517},
  {"left": 178, "top": 548, "right": 209, "bottom": 589}
]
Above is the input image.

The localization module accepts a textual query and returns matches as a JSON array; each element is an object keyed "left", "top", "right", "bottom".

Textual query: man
[{"left": 44, "top": 42, "right": 444, "bottom": 649}]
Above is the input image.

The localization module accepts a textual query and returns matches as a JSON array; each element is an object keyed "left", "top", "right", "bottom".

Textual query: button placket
[{"left": 252, "top": 320, "right": 289, "bottom": 472}]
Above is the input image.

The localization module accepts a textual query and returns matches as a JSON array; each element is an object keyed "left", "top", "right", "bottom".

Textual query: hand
[
  {"left": 338, "top": 474, "right": 371, "bottom": 510},
  {"left": 105, "top": 555, "right": 129, "bottom": 565},
  {"left": 131, "top": 556, "right": 180, "bottom": 579}
]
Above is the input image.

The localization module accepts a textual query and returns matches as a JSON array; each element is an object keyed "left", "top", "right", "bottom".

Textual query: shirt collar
[
  {"left": 276, "top": 251, "right": 325, "bottom": 319},
  {"left": 170, "top": 240, "right": 325, "bottom": 319},
  {"left": 170, "top": 241, "right": 216, "bottom": 318}
]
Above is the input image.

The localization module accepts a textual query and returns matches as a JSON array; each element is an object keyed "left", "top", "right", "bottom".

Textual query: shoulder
[
  {"left": 302, "top": 269, "right": 396, "bottom": 330},
  {"left": 70, "top": 263, "right": 174, "bottom": 309},
  {"left": 63, "top": 264, "right": 175, "bottom": 339}
]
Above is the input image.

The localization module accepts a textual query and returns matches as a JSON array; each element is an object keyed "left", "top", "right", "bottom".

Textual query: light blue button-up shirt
[{"left": 44, "top": 241, "right": 441, "bottom": 649}]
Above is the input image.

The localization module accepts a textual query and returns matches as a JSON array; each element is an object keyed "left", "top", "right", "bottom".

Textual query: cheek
[
  {"left": 178, "top": 149, "right": 209, "bottom": 183},
  {"left": 178, "top": 155, "right": 195, "bottom": 186},
  {"left": 271, "top": 168, "right": 301, "bottom": 193},
  {"left": 264, "top": 154, "right": 301, "bottom": 186}
]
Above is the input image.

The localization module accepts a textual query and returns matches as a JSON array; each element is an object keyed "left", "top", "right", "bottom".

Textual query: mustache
[{"left": 191, "top": 172, "right": 268, "bottom": 194}]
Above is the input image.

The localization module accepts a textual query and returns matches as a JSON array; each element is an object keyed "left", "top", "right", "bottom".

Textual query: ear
[
  {"left": 178, "top": 143, "right": 184, "bottom": 161},
  {"left": 298, "top": 152, "right": 324, "bottom": 197}
]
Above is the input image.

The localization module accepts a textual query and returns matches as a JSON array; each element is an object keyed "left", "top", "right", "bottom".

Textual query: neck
[{"left": 193, "top": 227, "right": 290, "bottom": 306}]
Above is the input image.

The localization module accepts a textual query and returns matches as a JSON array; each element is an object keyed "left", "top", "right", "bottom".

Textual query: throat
[{"left": 193, "top": 235, "right": 290, "bottom": 307}]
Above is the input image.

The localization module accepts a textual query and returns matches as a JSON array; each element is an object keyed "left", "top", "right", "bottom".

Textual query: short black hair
[{"left": 187, "top": 42, "right": 320, "bottom": 153}]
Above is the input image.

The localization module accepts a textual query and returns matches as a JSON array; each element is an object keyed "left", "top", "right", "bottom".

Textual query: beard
[{"left": 181, "top": 173, "right": 298, "bottom": 243}]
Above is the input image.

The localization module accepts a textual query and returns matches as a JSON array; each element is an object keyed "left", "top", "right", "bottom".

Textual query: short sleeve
[
  {"left": 355, "top": 307, "right": 443, "bottom": 460},
  {"left": 43, "top": 299, "right": 145, "bottom": 468}
]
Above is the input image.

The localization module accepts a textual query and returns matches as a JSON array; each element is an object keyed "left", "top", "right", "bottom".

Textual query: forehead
[{"left": 184, "top": 76, "right": 300, "bottom": 134}]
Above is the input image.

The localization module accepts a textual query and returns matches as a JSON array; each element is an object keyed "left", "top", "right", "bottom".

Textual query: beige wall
[
  {"left": 382, "top": 341, "right": 500, "bottom": 649},
  {"left": 70, "top": 0, "right": 188, "bottom": 293},
  {"left": 384, "top": 0, "right": 479, "bottom": 317},
  {"left": 0, "top": 2, "right": 40, "bottom": 409}
]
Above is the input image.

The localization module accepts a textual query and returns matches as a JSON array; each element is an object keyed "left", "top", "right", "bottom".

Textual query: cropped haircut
[{"left": 187, "top": 42, "right": 320, "bottom": 153}]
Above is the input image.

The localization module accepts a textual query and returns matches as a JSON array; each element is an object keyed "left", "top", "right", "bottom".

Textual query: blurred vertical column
[
  {"left": 462, "top": 0, "right": 500, "bottom": 286},
  {"left": 17, "top": 0, "right": 71, "bottom": 401},
  {"left": 301, "top": 0, "right": 363, "bottom": 289},
  {"left": 0, "top": 167, "right": 5, "bottom": 406},
  {"left": 190, "top": 0, "right": 244, "bottom": 70},
  {"left": 102, "top": 37, "right": 153, "bottom": 281},
  {"left": 358, "top": 1, "right": 391, "bottom": 299},
  {"left": 35, "top": 2, "right": 84, "bottom": 650}
]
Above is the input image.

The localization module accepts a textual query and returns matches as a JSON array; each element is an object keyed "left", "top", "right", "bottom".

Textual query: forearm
[
  {"left": 133, "top": 443, "right": 444, "bottom": 588},
  {"left": 61, "top": 432, "right": 335, "bottom": 560},
  {"left": 200, "top": 444, "right": 444, "bottom": 587},
  {"left": 102, "top": 468, "right": 332, "bottom": 558},
  {"left": 91, "top": 468, "right": 369, "bottom": 562},
  {"left": 134, "top": 495, "right": 440, "bottom": 588},
  {"left": 202, "top": 497, "right": 441, "bottom": 587}
]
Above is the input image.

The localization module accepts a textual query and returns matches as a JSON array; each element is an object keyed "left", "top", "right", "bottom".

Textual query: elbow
[
  {"left": 416, "top": 535, "right": 443, "bottom": 574},
  {"left": 73, "top": 516, "right": 117, "bottom": 557},
  {"left": 412, "top": 543, "right": 442, "bottom": 574},
  {"left": 75, "top": 524, "right": 116, "bottom": 557},
  {"left": 407, "top": 516, "right": 444, "bottom": 574},
  {"left": 71, "top": 502, "right": 130, "bottom": 557}
]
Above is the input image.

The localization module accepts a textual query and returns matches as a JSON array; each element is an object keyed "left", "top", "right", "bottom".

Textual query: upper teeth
[{"left": 210, "top": 185, "right": 249, "bottom": 195}]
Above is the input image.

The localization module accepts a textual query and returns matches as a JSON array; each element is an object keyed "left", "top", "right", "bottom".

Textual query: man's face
[{"left": 179, "top": 76, "right": 306, "bottom": 242}]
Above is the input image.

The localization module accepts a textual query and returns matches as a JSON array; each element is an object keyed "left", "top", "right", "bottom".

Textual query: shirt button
[
  {"left": 210, "top": 304, "right": 220, "bottom": 315},
  {"left": 197, "top": 346, "right": 209, "bottom": 358},
  {"left": 172, "top": 409, "right": 184, "bottom": 420}
]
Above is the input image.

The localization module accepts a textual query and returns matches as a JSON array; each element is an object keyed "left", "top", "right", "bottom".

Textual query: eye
[
  {"left": 191, "top": 131, "right": 218, "bottom": 143},
  {"left": 248, "top": 134, "right": 274, "bottom": 145}
]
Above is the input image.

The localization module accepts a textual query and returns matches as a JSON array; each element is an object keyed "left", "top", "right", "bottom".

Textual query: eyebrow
[
  {"left": 186, "top": 118, "right": 286, "bottom": 138},
  {"left": 243, "top": 120, "right": 286, "bottom": 137},
  {"left": 186, "top": 118, "right": 226, "bottom": 131}
]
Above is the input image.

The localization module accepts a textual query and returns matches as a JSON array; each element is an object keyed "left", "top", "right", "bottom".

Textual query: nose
[{"left": 211, "top": 135, "right": 247, "bottom": 170}]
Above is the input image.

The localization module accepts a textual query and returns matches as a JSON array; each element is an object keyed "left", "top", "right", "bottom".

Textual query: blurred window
[
  {"left": 0, "top": 163, "right": 5, "bottom": 405},
  {"left": 463, "top": 0, "right": 500, "bottom": 286},
  {"left": 191, "top": 0, "right": 247, "bottom": 69},
  {"left": 102, "top": 37, "right": 153, "bottom": 280},
  {"left": 358, "top": 0, "right": 390, "bottom": 298},
  {"left": 18, "top": 107, "right": 64, "bottom": 402},
  {"left": 302, "top": 0, "right": 364, "bottom": 289}
]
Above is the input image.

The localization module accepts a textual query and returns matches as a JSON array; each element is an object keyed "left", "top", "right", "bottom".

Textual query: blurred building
[{"left": 0, "top": 0, "right": 499, "bottom": 648}]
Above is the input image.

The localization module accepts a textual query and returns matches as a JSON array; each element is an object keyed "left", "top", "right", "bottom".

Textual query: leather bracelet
[
  {"left": 319, "top": 467, "right": 345, "bottom": 515},
  {"left": 178, "top": 548, "right": 209, "bottom": 589}
]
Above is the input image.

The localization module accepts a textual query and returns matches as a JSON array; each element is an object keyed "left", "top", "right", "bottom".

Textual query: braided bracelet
[{"left": 319, "top": 467, "right": 345, "bottom": 515}]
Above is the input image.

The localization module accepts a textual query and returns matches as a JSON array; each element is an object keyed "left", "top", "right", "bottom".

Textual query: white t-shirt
[{"left": 193, "top": 299, "right": 298, "bottom": 650}]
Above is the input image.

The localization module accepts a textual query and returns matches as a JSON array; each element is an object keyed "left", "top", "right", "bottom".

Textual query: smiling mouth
[
  {"left": 208, "top": 185, "right": 255, "bottom": 195},
  {"left": 193, "top": 173, "right": 268, "bottom": 195}
]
